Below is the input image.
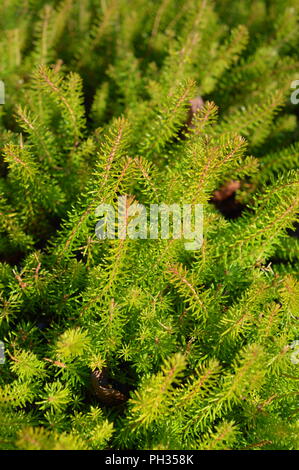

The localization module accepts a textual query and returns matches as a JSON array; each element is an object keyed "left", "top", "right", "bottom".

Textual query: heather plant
[{"left": 0, "top": 0, "right": 298, "bottom": 450}]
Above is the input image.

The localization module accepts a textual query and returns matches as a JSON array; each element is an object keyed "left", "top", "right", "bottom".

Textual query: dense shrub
[{"left": 0, "top": 0, "right": 298, "bottom": 450}]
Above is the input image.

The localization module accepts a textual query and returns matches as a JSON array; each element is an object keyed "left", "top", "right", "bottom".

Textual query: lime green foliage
[{"left": 0, "top": 0, "right": 299, "bottom": 450}]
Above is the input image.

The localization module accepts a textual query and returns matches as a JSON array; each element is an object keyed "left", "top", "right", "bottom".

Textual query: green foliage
[{"left": 0, "top": 0, "right": 298, "bottom": 451}]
